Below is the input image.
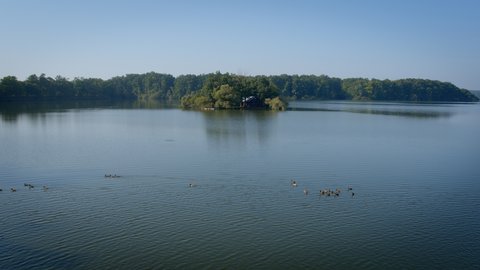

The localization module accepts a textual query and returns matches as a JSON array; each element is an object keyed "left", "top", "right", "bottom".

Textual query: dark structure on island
[{"left": 240, "top": 96, "right": 266, "bottom": 109}]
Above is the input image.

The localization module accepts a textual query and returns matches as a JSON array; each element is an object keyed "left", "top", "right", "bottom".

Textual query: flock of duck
[
  {"left": 4, "top": 174, "right": 122, "bottom": 193},
  {"left": 1, "top": 183, "right": 49, "bottom": 193},
  {"left": 2, "top": 177, "right": 355, "bottom": 197},
  {"left": 185, "top": 179, "right": 355, "bottom": 198},
  {"left": 1, "top": 174, "right": 122, "bottom": 193},
  {"left": 290, "top": 179, "right": 355, "bottom": 197},
  {"left": 104, "top": 174, "right": 121, "bottom": 178}
]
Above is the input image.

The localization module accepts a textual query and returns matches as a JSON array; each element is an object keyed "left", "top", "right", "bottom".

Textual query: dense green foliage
[
  {"left": 1, "top": 72, "right": 478, "bottom": 105},
  {"left": 0, "top": 73, "right": 177, "bottom": 100},
  {"left": 180, "top": 72, "right": 285, "bottom": 110},
  {"left": 270, "top": 74, "right": 345, "bottom": 100},
  {"left": 341, "top": 78, "right": 478, "bottom": 102}
]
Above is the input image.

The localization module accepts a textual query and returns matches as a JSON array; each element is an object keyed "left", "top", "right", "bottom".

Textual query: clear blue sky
[{"left": 1, "top": 0, "right": 479, "bottom": 89}]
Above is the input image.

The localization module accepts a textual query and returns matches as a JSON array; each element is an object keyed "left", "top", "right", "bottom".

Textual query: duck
[
  {"left": 291, "top": 180, "right": 298, "bottom": 187},
  {"left": 188, "top": 183, "right": 197, "bottom": 188},
  {"left": 11, "top": 188, "right": 16, "bottom": 192},
  {"left": 351, "top": 192, "right": 355, "bottom": 197},
  {"left": 303, "top": 188, "right": 309, "bottom": 195},
  {"left": 0, "top": 188, "right": 3, "bottom": 191},
  {"left": 43, "top": 186, "right": 49, "bottom": 191}
]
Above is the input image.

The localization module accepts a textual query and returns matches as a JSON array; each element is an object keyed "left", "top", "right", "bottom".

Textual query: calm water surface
[{"left": 1, "top": 100, "right": 479, "bottom": 269}]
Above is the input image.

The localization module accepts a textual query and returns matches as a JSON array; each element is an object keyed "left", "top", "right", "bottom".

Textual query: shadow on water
[
  {"left": 288, "top": 107, "right": 453, "bottom": 118},
  {"left": 201, "top": 110, "right": 278, "bottom": 145},
  {"left": 0, "top": 99, "right": 177, "bottom": 123},
  {"left": 287, "top": 101, "right": 460, "bottom": 119},
  {"left": 1, "top": 99, "right": 471, "bottom": 123}
]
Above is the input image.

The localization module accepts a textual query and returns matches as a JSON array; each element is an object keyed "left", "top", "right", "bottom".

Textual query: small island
[
  {"left": 0, "top": 72, "right": 478, "bottom": 109},
  {"left": 179, "top": 73, "right": 287, "bottom": 110}
]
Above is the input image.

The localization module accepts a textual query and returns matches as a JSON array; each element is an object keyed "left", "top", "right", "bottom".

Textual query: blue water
[{"left": 1, "top": 100, "right": 479, "bottom": 269}]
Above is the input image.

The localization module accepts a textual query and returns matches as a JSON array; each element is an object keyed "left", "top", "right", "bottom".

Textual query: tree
[
  {"left": 265, "top": 97, "right": 287, "bottom": 110},
  {"left": 25, "top": 74, "right": 40, "bottom": 97},
  {"left": 213, "top": 84, "right": 240, "bottom": 109},
  {"left": 0, "top": 76, "right": 23, "bottom": 98}
]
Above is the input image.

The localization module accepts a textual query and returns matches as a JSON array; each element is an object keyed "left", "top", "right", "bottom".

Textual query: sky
[{"left": 1, "top": 0, "right": 479, "bottom": 89}]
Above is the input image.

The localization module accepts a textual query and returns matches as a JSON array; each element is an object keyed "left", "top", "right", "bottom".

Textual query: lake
[{"left": 1, "top": 100, "right": 479, "bottom": 269}]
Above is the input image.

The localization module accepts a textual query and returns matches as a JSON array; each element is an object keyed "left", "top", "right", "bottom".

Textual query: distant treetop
[{"left": 0, "top": 72, "right": 478, "bottom": 105}]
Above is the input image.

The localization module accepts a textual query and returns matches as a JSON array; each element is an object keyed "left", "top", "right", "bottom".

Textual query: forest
[{"left": 0, "top": 72, "right": 477, "bottom": 107}]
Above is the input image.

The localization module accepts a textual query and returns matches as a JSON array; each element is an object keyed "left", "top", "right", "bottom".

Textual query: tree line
[{"left": 1, "top": 72, "right": 477, "bottom": 104}]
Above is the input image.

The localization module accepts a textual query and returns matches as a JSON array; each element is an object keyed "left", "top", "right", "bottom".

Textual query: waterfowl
[
  {"left": 43, "top": 186, "right": 49, "bottom": 191},
  {"left": 291, "top": 180, "right": 298, "bottom": 187},
  {"left": 351, "top": 192, "right": 355, "bottom": 197},
  {"left": 348, "top": 186, "right": 353, "bottom": 191},
  {"left": 303, "top": 188, "right": 309, "bottom": 195},
  {"left": 0, "top": 188, "right": 3, "bottom": 191},
  {"left": 11, "top": 188, "right": 16, "bottom": 192},
  {"left": 188, "top": 183, "right": 196, "bottom": 188}
]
